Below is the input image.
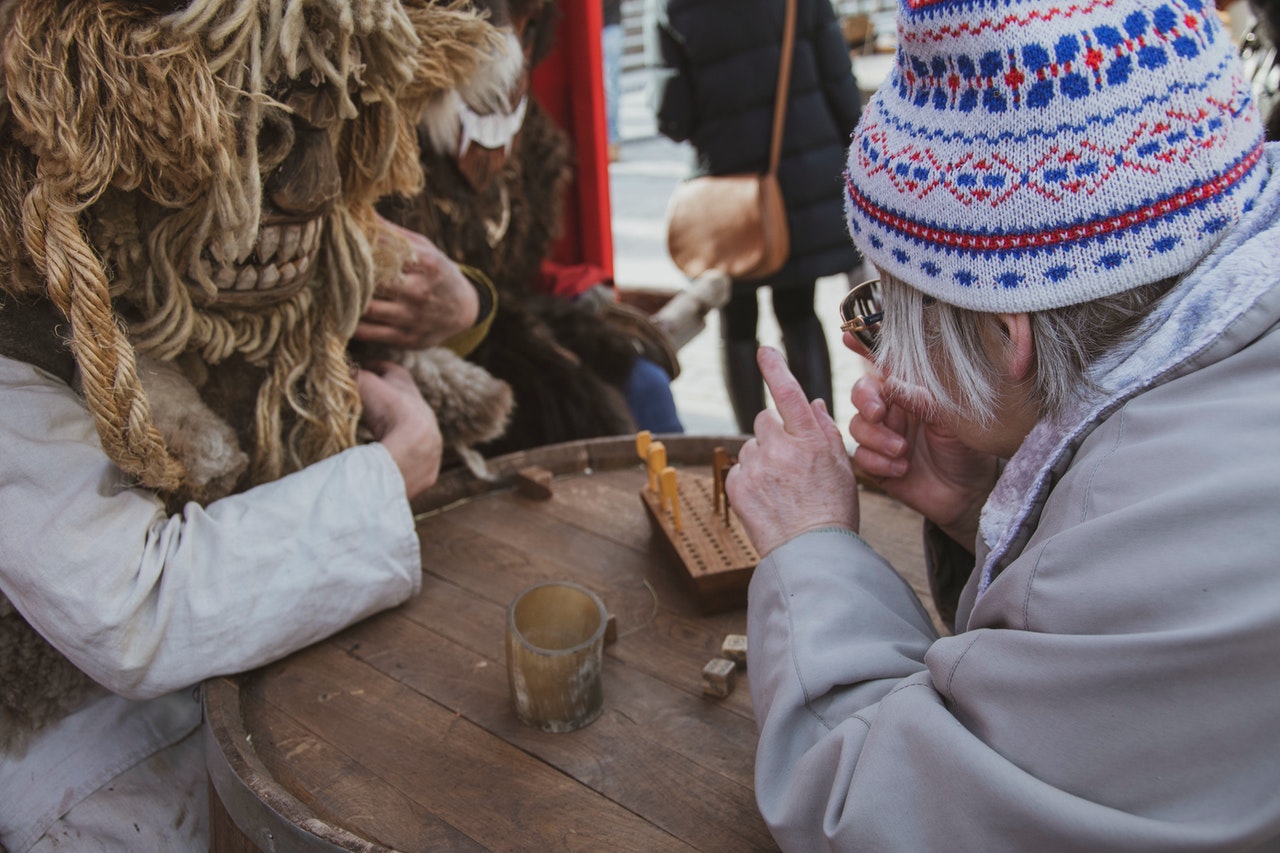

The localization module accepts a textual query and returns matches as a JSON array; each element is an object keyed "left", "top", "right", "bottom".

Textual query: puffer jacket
[
  {"left": 647, "top": 0, "right": 862, "bottom": 289},
  {"left": 746, "top": 145, "right": 1280, "bottom": 850}
]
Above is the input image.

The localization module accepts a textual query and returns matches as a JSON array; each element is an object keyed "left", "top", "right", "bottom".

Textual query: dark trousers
[{"left": 719, "top": 282, "right": 832, "bottom": 434}]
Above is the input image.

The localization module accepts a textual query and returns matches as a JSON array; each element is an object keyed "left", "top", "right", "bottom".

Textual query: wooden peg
[
  {"left": 635, "top": 430, "right": 652, "bottom": 462},
  {"left": 646, "top": 441, "right": 667, "bottom": 493},
  {"left": 719, "top": 455, "right": 736, "bottom": 527},
  {"left": 712, "top": 447, "right": 729, "bottom": 514},
  {"left": 660, "top": 466, "right": 681, "bottom": 531}
]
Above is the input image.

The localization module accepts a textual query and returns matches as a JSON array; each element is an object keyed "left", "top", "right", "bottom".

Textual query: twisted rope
[{"left": 22, "top": 180, "right": 185, "bottom": 489}]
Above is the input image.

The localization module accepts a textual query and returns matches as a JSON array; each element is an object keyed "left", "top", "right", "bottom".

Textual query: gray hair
[{"left": 875, "top": 272, "right": 1178, "bottom": 426}]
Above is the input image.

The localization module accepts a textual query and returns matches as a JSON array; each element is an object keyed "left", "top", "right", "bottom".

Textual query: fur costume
[
  {"left": 382, "top": 0, "right": 663, "bottom": 456},
  {"left": 0, "top": 0, "right": 513, "bottom": 752}
]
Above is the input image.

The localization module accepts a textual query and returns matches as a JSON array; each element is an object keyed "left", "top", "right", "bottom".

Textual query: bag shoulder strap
[{"left": 767, "top": 0, "right": 798, "bottom": 176}]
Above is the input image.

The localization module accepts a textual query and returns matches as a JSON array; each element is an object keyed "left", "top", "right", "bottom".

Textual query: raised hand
[
  {"left": 355, "top": 216, "right": 479, "bottom": 350},
  {"left": 725, "top": 346, "right": 859, "bottom": 557},
  {"left": 848, "top": 369, "right": 996, "bottom": 552}
]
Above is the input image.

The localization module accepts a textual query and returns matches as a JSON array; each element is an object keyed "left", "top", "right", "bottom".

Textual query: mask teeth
[
  {"left": 454, "top": 89, "right": 528, "bottom": 159},
  {"left": 202, "top": 217, "right": 322, "bottom": 292}
]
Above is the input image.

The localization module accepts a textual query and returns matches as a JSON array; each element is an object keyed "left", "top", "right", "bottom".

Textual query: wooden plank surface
[{"left": 206, "top": 437, "right": 935, "bottom": 851}]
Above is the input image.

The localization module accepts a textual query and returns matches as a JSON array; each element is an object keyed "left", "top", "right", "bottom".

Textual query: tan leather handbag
[{"left": 665, "top": 0, "right": 796, "bottom": 282}]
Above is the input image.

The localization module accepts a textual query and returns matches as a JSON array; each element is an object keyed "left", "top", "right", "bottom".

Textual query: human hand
[
  {"left": 354, "top": 216, "right": 479, "bottom": 350},
  {"left": 357, "top": 360, "right": 443, "bottom": 500},
  {"left": 725, "top": 346, "right": 859, "bottom": 557},
  {"left": 847, "top": 365, "right": 996, "bottom": 552}
]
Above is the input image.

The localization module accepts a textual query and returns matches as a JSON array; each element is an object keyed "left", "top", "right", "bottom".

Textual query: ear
[{"left": 995, "top": 312, "right": 1034, "bottom": 382}]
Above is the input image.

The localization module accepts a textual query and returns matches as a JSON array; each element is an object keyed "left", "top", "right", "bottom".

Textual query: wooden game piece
[
  {"left": 712, "top": 447, "right": 728, "bottom": 514},
  {"left": 514, "top": 466, "right": 553, "bottom": 500},
  {"left": 660, "top": 466, "right": 682, "bottom": 531},
  {"left": 701, "top": 657, "right": 737, "bottom": 698},
  {"left": 635, "top": 430, "right": 652, "bottom": 462},
  {"left": 646, "top": 441, "right": 667, "bottom": 492},
  {"left": 721, "top": 634, "right": 747, "bottom": 669},
  {"left": 710, "top": 446, "right": 737, "bottom": 527},
  {"left": 605, "top": 613, "right": 618, "bottom": 646},
  {"left": 639, "top": 453, "right": 760, "bottom": 614}
]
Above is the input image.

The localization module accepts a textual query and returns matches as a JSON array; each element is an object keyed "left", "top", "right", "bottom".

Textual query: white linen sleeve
[{"left": 0, "top": 358, "right": 421, "bottom": 698}]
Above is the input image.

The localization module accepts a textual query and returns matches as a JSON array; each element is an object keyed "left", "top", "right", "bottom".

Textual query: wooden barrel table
[{"left": 204, "top": 435, "right": 935, "bottom": 852}]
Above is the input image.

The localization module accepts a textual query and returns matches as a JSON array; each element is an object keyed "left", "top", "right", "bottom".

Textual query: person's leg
[
  {"left": 772, "top": 282, "right": 833, "bottom": 413},
  {"left": 623, "top": 356, "right": 684, "bottom": 433},
  {"left": 720, "top": 291, "right": 764, "bottom": 434},
  {"left": 602, "top": 23, "right": 623, "bottom": 160}
]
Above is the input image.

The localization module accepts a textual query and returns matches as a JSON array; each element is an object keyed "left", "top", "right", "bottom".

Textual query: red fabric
[
  {"left": 530, "top": 0, "right": 613, "bottom": 274},
  {"left": 533, "top": 260, "right": 612, "bottom": 299}
]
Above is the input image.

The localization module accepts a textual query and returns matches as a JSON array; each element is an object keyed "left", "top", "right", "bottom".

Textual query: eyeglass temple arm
[{"left": 840, "top": 311, "right": 882, "bottom": 334}]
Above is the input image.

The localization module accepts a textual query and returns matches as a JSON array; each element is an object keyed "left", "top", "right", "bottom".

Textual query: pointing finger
[{"left": 757, "top": 346, "right": 816, "bottom": 434}]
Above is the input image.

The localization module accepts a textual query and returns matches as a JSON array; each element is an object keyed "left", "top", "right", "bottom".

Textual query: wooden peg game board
[{"left": 636, "top": 433, "right": 760, "bottom": 613}]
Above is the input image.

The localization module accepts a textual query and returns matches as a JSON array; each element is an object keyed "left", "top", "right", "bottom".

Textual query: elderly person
[{"left": 726, "top": 0, "right": 1280, "bottom": 848}]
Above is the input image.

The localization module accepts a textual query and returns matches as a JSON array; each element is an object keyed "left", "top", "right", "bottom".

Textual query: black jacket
[
  {"left": 647, "top": 0, "right": 863, "bottom": 288},
  {"left": 603, "top": 0, "right": 623, "bottom": 27}
]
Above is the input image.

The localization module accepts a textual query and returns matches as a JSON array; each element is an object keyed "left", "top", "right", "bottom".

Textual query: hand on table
[
  {"left": 724, "top": 346, "right": 859, "bottom": 557},
  {"left": 357, "top": 360, "right": 442, "bottom": 500},
  {"left": 354, "top": 216, "right": 479, "bottom": 350},
  {"left": 846, "top": 349, "right": 997, "bottom": 553}
]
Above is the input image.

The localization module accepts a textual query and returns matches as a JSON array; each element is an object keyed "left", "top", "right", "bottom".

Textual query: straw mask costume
[
  {"left": 0, "top": 0, "right": 512, "bottom": 751},
  {"left": 383, "top": 0, "right": 676, "bottom": 454}
]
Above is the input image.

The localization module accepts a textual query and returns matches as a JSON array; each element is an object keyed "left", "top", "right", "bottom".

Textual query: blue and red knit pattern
[
  {"left": 897, "top": 0, "right": 1219, "bottom": 114},
  {"left": 845, "top": 0, "right": 1268, "bottom": 311}
]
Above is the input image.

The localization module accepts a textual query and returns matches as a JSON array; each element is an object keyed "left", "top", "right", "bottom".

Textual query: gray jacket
[{"left": 748, "top": 147, "right": 1280, "bottom": 850}]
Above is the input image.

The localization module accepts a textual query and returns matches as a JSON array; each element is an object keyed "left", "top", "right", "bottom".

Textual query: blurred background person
[
  {"left": 646, "top": 0, "right": 862, "bottom": 434},
  {"left": 386, "top": 0, "right": 685, "bottom": 454},
  {"left": 603, "top": 0, "right": 624, "bottom": 162}
]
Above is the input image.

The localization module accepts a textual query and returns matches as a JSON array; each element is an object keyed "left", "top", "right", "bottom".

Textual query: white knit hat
[{"left": 845, "top": 0, "right": 1269, "bottom": 311}]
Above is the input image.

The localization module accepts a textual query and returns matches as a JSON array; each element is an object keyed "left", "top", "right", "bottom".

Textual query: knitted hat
[{"left": 845, "top": 0, "right": 1269, "bottom": 311}]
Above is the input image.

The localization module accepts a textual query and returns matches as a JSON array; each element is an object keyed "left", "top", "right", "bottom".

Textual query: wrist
[
  {"left": 383, "top": 431, "right": 441, "bottom": 499},
  {"left": 938, "top": 520, "right": 978, "bottom": 554},
  {"left": 461, "top": 264, "right": 494, "bottom": 327},
  {"left": 937, "top": 458, "right": 999, "bottom": 552},
  {"left": 936, "top": 485, "right": 992, "bottom": 553},
  {"left": 441, "top": 265, "right": 498, "bottom": 357}
]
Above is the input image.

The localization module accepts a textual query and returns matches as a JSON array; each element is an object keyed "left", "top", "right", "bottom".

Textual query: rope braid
[
  {"left": 1, "top": 1, "right": 226, "bottom": 490},
  {"left": 20, "top": 178, "right": 186, "bottom": 489}
]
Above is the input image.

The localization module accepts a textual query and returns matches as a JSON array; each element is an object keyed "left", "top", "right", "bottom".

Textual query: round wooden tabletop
[{"left": 204, "top": 435, "right": 932, "bottom": 852}]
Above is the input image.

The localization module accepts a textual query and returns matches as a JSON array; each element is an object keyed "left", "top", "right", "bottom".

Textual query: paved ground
[{"left": 607, "top": 71, "right": 869, "bottom": 441}]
